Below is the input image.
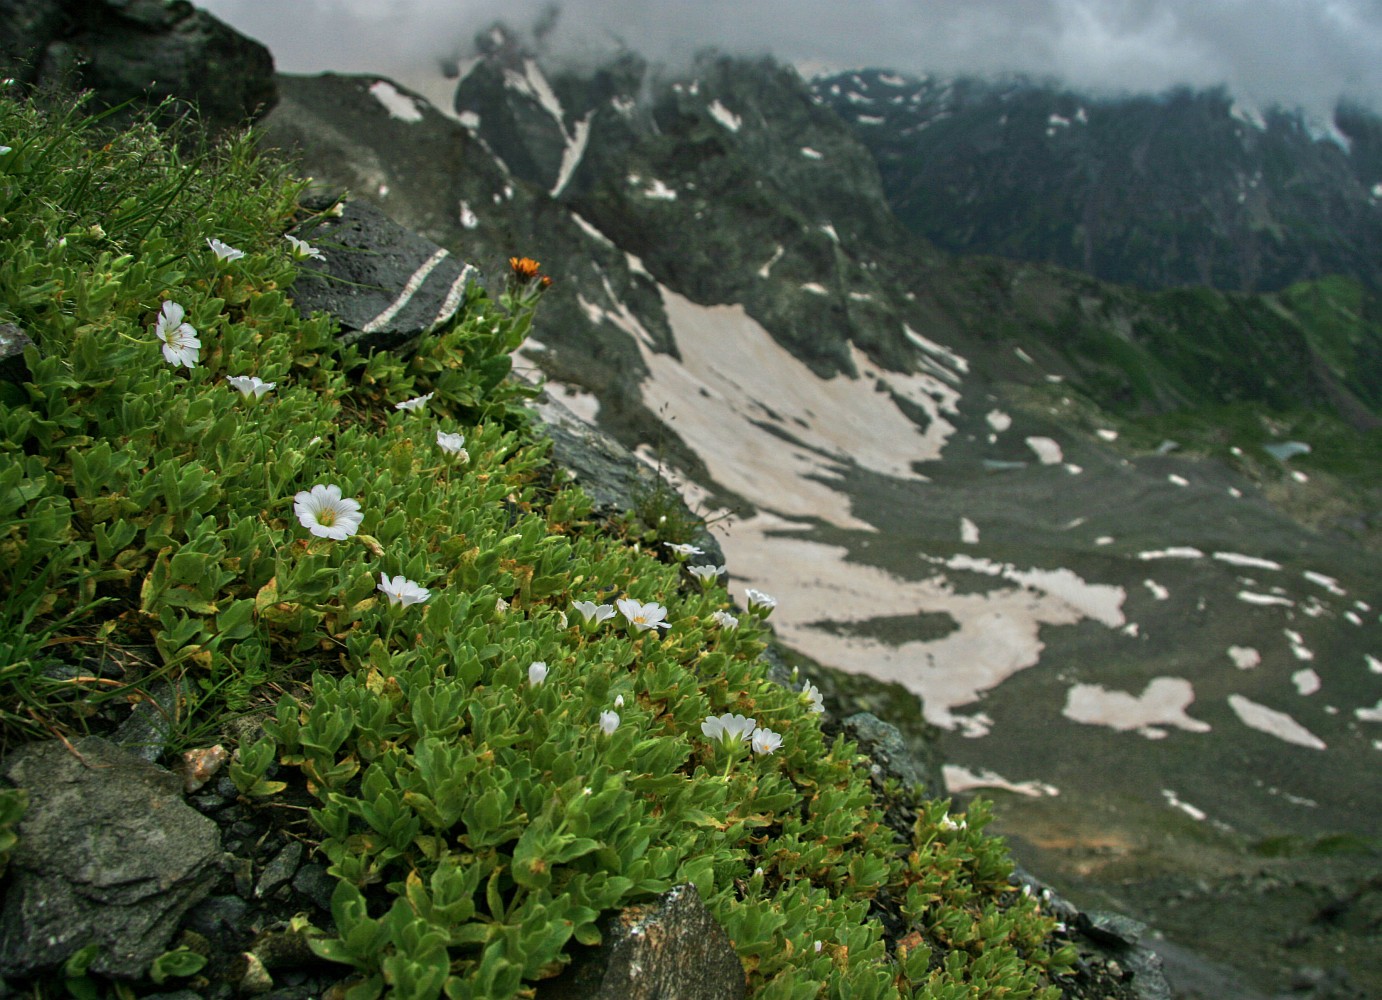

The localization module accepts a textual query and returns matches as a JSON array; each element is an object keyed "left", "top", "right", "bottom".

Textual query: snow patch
[
  {"left": 708, "top": 100, "right": 742, "bottom": 132},
  {"left": 1097, "top": 428, "right": 1118, "bottom": 441},
  {"left": 1292, "top": 668, "right": 1321, "bottom": 695},
  {"left": 986, "top": 410, "right": 1012, "bottom": 433},
  {"left": 1026, "top": 436, "right": 1063, "bottom": 465},
  {"left": 960, "top": 518, "right": 980, "bottom": 545},
  {"left": 1285, "top": 629, "right": 1314, "bottom": 661},
  {"left": 757, "top": 245, "right": 784, "bottom": 278},
  {"left": 1138, "top": 547, "right": 1204, "bottom": 561},
  {"left": 944, "top": 765, "right": 1059, "bottom": 798},
  {"left": 369, "top": 80, "right": 424, "bottom": 122},
  {"left": 1228, "top": 695, "right": 1327, "bottom": 750},
  {"left": 800, "top": 282, "right": 828, "bottom": 295},
  {"left": 801, "top": 146, "right": 824, "bottom": 159},
  {"left": 1303, "top": 571, "right": 1346, "bottom": 596},
  {"left": 1144, "top": 580, "right": 1170, "bottom": 601},
  {"left": 1214, "top": 552, "right": 1282, "bottom": 571},
  {"left": 1167, "top": 474, "right": 1190, "bottom": 487},
  {"left": 458, "top": 201, "right": 478, "bottom": 230},
  {"left": 1228, "top": 646, "right": 1261, "bottom": 670},
  {"left": 904, "top": 325, "right": 969, "bottom": 375},
  {"left": 1356, "top": 700, "right": 1382, "bottom": 723},
  {"left": 1161, "top": 789, "right": 1207, "bottom": 821},
  {"left": 1063, "top": 677, "right": 1211, "bottom": 739},
  {"left": 1238, "top": 592, "right": 1294, "bottom": 607}
]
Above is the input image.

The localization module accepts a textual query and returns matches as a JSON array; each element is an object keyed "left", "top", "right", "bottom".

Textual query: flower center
[{"left": 317, "top": 509, "right": 336, "bottom": 527}]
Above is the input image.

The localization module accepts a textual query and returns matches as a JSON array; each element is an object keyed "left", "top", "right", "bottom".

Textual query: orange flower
[{"left": 509, "top": 256, "right": 542, "bottom": 280}]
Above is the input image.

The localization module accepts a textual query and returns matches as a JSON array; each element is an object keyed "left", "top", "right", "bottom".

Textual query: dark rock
[
  {"left": 535, "top": 884, "right": 745, "bottom": 1000},
  {"left": 841, "top": 711, "right": 946, "bottom": 802},
  {"left": 184, "top": 895, "right": 249, "bottom": 940},
  {"left": 287, "top": 195, "right": 482, "bottom": 350},
  {"left": 111, "top": 678, "right": 182, "bottom": 762},
  {"left": 0, "top": 736, "right": 221, "bottom": 979},
  {"left": 289, "top": 863, "right": 335, "bottom": 913},
  {"left": 254, "top": 841, "right": 302, "bottom": 899},
  {"left": 1, "top": 0, "right": 276, "bottom": 132},
  {"left": 0, "top": 323, "right": 34, "bottom": 386},
  {"left": 529, "top": 384, "right": 726, "bottom": 565}
]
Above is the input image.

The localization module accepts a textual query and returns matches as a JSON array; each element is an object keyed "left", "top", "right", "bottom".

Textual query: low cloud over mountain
[{"left": 203, "top": 0, "right": 1382, "bottom": 119}]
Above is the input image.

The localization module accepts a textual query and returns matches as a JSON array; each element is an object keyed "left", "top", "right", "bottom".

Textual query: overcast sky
[{"left": 198, "top": 0, "right": 1382, "bottom": 119}]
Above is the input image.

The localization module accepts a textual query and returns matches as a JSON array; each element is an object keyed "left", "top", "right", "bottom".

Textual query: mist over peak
[{"left": 201, "top": 0, "right": 1381, "bottom": 121}]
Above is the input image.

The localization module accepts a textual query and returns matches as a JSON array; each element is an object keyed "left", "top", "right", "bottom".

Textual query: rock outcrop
[{"left": 0, "top": 0, "right": 275, "bottom": 131}]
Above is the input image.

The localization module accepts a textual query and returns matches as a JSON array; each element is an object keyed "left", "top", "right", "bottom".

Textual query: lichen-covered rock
[
  {"left": 0, "top": 736, "right": 222, "bottom": 979},
  {"left": 536, "top": 884, "right": 745, "bottom": 1000}
]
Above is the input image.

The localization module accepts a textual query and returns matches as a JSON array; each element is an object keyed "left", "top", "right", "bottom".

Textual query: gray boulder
[
  {"left": 536, "top": 884, "right": 745, "bottom": 1000},
  {"left": 288, "top": 196, "right": 483, "bottom": 351},
  {"left": 1, "top": 0, "right": 275, "bottom": 132},
  {"left": 0, "top": 736, "right": 222, "bottom": 979}
]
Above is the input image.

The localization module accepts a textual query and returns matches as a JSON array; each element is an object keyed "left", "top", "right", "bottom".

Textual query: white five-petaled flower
[
  {"left": 599, "top": 710, "right": 620, "bottom": 735},
  {"left": 528, "top": 661, "right": 548, "bottom": 685},
  {"left": 745, "top": 588, "right": 777, "bottom": 613},
  {"left": 293, "top": 484, "right": 364, "bottom": 540},
  {"left": 436, "top": 429, "right": 467, "bottom": 455},
  {"left": 663, "top": 541, "right": 704, "bottom": 559},
  {"left": 226, "top": 375, "right": 276, "bottom": 398},
  {"left": 285, "top": 234, "right": 324, "bottom": 260},
  {"left": 938, "top": 813, "right": 967, "bottom": 832},
  {"left": 701, "top": 713, "right": 757, "bottom": 748},
  {"left": 710, "top": 610, "right": 739, "bottom": 630},
  {"left": 395, "top": 392, "right": 434, "bottom": 412},
  {"left": 687, "top": 564, "right": 724, "bottom": 585},
  {"left": 154, "top": 300, "right": 200, "bottom": 368},
  {"left": 572, "top": 600, "right": 617, "bottom": 625},
  {"left": 206, "top": 237, "right": 245, "bottom": 262},
  {"left": 617, "top": 597, "right": 670, "bottom": 632},
  {"left": 377, "top": 572, "right": 430, "bottom": 607},
  {"left": 801, "top": 681, "right": 825, "bottom": 714},
  {"left": 751, "top": 727, "right": 783, "bottom": 755}
]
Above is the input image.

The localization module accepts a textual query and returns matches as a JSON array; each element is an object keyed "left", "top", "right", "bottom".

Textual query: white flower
[
  {"left": 663, "top": 541, "right": 704, "bottom": 559},
  {"left": 617, "top": 597, "right": 670, "bottom": 632},
  {"left": 801, "top": 681, "right": 825, "bottom": 714},
  {"left": 813, "top": 940, "right": 823, "bottom": 954},
  {"left": 436, "top": 429, "right": 467, "bottom": 455},
  {"left": 599, "top": 710, "right": 620, "bottom": 735},
  {"left": 377, "top": 572, "right": 430, "bottom": 607},
  {"left": 0, "top": 145, "right": 11, "bottom": 155},
  {"left": 226, "top": 375, "right": 275, "bottom": 398},
  {"left": 938, "top": 813, "right": 967, "bottom": 832},
  {"left": 293, "top": 484, "right": 364, "bottom": 540},
  {"left": 751, "top": 727, "right": 783, "bottom": 755},
  {"left": 528, "top": 661, "right": 548, "bottom": 685},
  {"left": 701, "top": 713, "right": 756, "bottom": 747},
  {"left": 745, "top": 588, "right": 777, "bottom": 613},
  {"left": 154, "top": 300, "right": 200, "bottom": 368},
  {"left": 687, "top": 564, "right": 724, "bottom": 585},
  {"left": 285, "top": 234, "right": 324, "bottom": 260},
  {"left": 395, "top": 392, "right": 434, "bottom": 412},
  {"left": 614, "top": 694, "right": 625, "bottom": 708},
  {"left": 206, "top": 237, "right": 244, "bottom": 262},
  {"left": 572, "top": 600, "right": 616, "bottom": 625},
  {"left": 710, "top": 610, "right": 739, "bottom": 630}
]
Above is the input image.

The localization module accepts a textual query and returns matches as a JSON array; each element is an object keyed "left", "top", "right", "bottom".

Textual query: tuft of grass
[{"left": 0, "top": 89, "right": 1074, "bottom": 998}]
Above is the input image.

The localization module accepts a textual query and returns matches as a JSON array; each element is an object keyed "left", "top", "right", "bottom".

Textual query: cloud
[{"left": 198, "top": 0, "right": 1382, "bottom": 118}]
